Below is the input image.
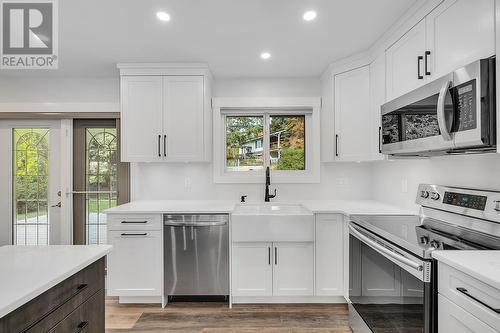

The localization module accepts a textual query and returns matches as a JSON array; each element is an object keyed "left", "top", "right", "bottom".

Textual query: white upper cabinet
[
  {"left": 120, "top": 76, "right": 164, "bottom": 162},
  {"left": 369, "top": 54, "right": 386, "bottom": 161},
  {"left": 334, "top": 65, "right": 372, "bottom": 161},
  {"left": 426, "top": 0, "right": 495, "bottom": 79},
  {"left": 163, "top": 76, "right": 205, "bottom": 161},
  {"left": 118, "top": 64, "right": 212, "bottom": 163},
  {"left": 386, "top": 0, "right": 495, "bottom": 101},
  {"left": 386, "top": 19, "right": 427, "bottom": 101}
]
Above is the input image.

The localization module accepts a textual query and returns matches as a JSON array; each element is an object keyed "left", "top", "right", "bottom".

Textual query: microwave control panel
[{"left": 454, "top": 80, "right": 477, "bottom": 132}]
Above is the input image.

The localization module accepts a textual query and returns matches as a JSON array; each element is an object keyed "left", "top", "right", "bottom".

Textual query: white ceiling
[{"left": 2, "top": 0, "right": 418, "bottom": 78}]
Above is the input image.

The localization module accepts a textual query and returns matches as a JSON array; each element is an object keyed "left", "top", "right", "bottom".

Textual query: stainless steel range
[{"left": 348, "top": 184, "right": 500, "bottom": 333}]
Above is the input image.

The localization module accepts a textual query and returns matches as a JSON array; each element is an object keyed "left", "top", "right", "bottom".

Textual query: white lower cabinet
[
  {"left": 232, "top": 241, "right": 314, "bottom": 297},
  {"left": 273, "top": 242, "right": 314, "bottom": 296},
  {"left": 438, "top": 294, "right": 497, "bottom": 333},
  {"left": 231, "top": 242, "right": 273, "bottom": 297},
  {"left": 315, "top": 214, "right": 344, "bottom": 296},
  {"left": 107, "top": 229, "right": 162, "bottom": 298}
]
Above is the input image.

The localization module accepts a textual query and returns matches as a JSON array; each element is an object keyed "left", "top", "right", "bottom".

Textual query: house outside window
[{"left": 213, "top": 98, "right": 320, "bottom": 184}]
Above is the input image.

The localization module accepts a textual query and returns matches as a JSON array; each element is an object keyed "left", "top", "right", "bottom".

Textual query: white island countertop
[
  {"left": 104, "top": 199, "right": 416, "bottom": 216},
  {"left": 433, "top": 250, "right": 500, "bottom": 290},
  {"left": 0, "top": 245, "right": 112, "bottom": 318}
]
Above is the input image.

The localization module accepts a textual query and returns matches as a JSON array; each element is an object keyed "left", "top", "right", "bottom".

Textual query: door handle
[
  {"left": 335, "top": 134, "right": 339, "bottom": 157},
  {"left": 417, "top": 55, "right": 424, "bottom": 79},
  {"left": 456, "top": 287, "right": 500, "bottom": 314},
  {"left": 378, "top": 126, "right": 382, "bottom": 153},
  {"left": 274, "top": 247, "right": 278, "bottom": 265},
  {"left": 424, "top": 51, "right": 431, "bottom": 75},
  {"left": 163, "top": 135, "right": 167, "bottom": 157},
  {"left": 158, "top": 135, "right": 161, "bottom": 157},
  {"left": 51, "top": 202, "right": 61, "bottom": 208},
  {"left": 121, "top": 232, "right": 147, "bottom": 236},
  {"left": 437, "top": 80, "right": 453, "bottom": 141},
  {"left": 268, "top": 247, "right": 271, "bottom": 265},
  {"left": 75, "top": 321, "right": 89, "bottom": 333}
]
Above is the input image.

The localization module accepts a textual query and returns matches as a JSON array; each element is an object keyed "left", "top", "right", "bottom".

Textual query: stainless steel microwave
[{"left": 381, "top": 58, "right": 496, "bottom": 156}]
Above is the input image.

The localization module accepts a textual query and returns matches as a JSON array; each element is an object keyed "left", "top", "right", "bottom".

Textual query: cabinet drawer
[
  {"left": 0, "top": 259, "right": 104, "bottom": 333},
  {"left": 438, "top": 294, "right": 497, "bottom": 333},
  {"left": 47, "top": 289, "right": 104, "bottom": 333},
  {"left": 107, "top": 214, "right": 162, "bottom": 231},
  {"left": 438, "top": 262, "right": 500, "bottom": 330}
]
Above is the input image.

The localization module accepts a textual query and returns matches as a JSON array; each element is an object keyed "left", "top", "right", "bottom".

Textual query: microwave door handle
[
  {"left": 349, "top": 224, "right": 423, "bottom": 272},
  {"left": 437, "top": 80, "right": 453, "bottom": 141}
]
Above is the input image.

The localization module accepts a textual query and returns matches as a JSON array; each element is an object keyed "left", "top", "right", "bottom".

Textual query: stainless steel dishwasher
[{"left": 164, "top": 214, "right": 229, "bottom": 300}]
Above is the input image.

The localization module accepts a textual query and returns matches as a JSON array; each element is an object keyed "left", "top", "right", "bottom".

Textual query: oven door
[
  {"left": 381, "top": 74, "right": 454, "bottom": 156},
  {"left": 348, "top": 222, "right": 433, "bottom": 333}
]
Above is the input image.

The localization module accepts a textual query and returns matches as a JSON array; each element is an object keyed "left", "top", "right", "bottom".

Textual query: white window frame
[{"left": 213, "top": 97, "right": 321, "bottom": 183}]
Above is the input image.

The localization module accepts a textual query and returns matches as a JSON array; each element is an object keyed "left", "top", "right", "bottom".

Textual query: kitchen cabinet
[
  {"left": 426, "top": 0, "right": 494, "bottom": 80},
  {"left": 231, "top": 241, "right": 314, "bottom": 297},
  {"left": 273, "top": 242, "right": 314, "bottom": 296},
  {"left": 118, "top": 64, "right": 212, "bottom": 163},
  {"left": 438, "top": 295, "right": 497, "bottom": 333},
  {"left": 315, "top": 214, "right": 344, "bottom": 296},
  {"left": 369, "top": 54, "right": 386, "bottom": 160},
  {"left": 334, "top": 65, "right": 372, "bottom": 161},
  {"left": 385, "top": 19, "right": 427, "bottom": 101},
  {"left": 107, "top": 228, "right": 162, "bottom": 299},
  {"left": 231, "top": 242, "right": 273, "bottom": 297},
  {"left": 386, "top": 0, "right": 494, "bottom": 101}
]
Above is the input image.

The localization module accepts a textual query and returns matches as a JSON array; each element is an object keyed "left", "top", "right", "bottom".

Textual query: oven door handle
[
  {"left": 349, "top": 224, "right": 423, "bottom": 272},
  {"left": 437, "top": 80, "right": 453, "bottom": 141}
]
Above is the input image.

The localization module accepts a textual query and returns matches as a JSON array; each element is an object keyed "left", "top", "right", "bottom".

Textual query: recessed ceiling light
[
  {"left": 303, "top": 10, "right": 317, "bottom": 21},
  {"left": 260, "top": 52, "right": 271, "bottom": 60},
  {"left": 156, "top": 11, "right": 171, "bottom": 22}
]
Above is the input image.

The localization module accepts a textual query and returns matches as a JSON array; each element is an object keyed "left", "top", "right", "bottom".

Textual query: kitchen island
[{"left": 0, "top": 245, "right": 112, "bottom": 333}]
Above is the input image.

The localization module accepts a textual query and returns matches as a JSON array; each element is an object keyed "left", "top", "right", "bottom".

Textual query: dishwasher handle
[{"left": 164, "top": 221, "right": 228, "bottom": 227}]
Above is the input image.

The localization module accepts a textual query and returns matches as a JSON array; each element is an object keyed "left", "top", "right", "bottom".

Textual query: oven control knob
[
  {"left": 430, "top": 240, "right": 440, "bottom": 248},
  {"left": 420, "top": 190, "right": 430, "bottom": 198},
  {"left": 420, "top": 236, "right": 429, "bottom": 245},
  {"left": 430, "top": 192, "right": 440, "bottom": 200}
]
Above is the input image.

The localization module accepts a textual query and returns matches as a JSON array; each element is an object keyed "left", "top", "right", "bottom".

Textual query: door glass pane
[
  {"left": 269, "top": 115, "right": 305, "bottom": 170},
  {"left": 13, "top": 128, "right": 50, "bottom": 245},
  {"left": 225, "top": 116, "right": 264, "bottom": 171},
  {"left": 85, "top": 128, "right": 117, "bottom": 245}
]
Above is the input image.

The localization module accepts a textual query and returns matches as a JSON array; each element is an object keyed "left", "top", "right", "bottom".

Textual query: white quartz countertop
[
  {"left": 104, "top": 199, "right": 416, "bottom": 216},
  {"left": 0, "top": 245, "right": 112, "bottom": 318},
  {"left": 432, "top": 250, "right": 500, "bottom": 290}
]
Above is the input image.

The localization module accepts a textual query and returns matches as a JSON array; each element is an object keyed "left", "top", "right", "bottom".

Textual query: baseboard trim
[
  {"left": 232, "top": 296, "right": 346, "bottom": 304},
  {"left": 118, "top": 296, "right": 162, "bottom": 304}
]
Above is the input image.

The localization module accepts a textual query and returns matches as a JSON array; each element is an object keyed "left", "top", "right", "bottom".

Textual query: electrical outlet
[
  {"left": 401, "top": 179, "right": 408, "bottom": 193},
  {"left": 184, "top": 177, "right": 191, "bottom": 190}
]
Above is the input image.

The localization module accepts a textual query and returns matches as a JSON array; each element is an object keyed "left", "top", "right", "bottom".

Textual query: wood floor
[{"left": 105, "top": 299, "right": 352, "bottom": 333}]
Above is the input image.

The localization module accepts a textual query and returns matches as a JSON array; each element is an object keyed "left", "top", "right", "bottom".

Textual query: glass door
[
  {"left": 0, "top": 120, "right": 64, "bottom": 245},
  {"left": 72, "top": 119, "right": 129, "bottom": 245}
]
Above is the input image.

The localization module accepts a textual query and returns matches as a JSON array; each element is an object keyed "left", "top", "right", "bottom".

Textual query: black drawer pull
[
  {"left": 76, "top": 321, "right": 89, "bottom": 332},
  {"left": 121, "top": 232, "right": 147, "bottom": 236},
  {"left": 424, "top": 50, "right": 431, "bottom": 75},
  {"left": 76, "top": 284, "right": 88, "bottom": 291},
  {"left": 417, "top": 55, "right": 424, "bottom": 79},
  {"left": 121, "top": 221, "right": 147, "bottom": 224},
  {"left": 456, "top": 287, "right": 500, "bottom": 314}
]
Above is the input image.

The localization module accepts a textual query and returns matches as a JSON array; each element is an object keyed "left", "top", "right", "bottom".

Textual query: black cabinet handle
[
  {"left": 76, "top": 283, "right": 88, "bottom": 291},
  {"left": 76, "top": 321, "right": 89, "bottom": 333},
  {"left": 456, "top": 287, "right": 500, "bottom": 314},
  {"left": 274, "top": 247, "right": 278, "bottom": 265},
  {"left": 417, "top": 56, "right": 424, "bottom": 79},
  {"left": 158, "top": 135, "right": 161, "bottom": 157},
  {"left": 163, "top": 135, "right": 167, "bottom": 157},
  {"left": 121, "top": 232, "right": 147, "bottom": 236},
  {"left": 121, "top": 221, "right": 147, "bottom": 224},
  {"left": 378, "top": 126, "right": 382, "bottom": 153},
  {"left": 335, "top": 134, "right": 339, "bottom": 157},
  {"left": 268, "top": 247, "right": 271, "bottom": 265},
  {"left": 425, "top": 51, "right": 431, "bottom": 75}
]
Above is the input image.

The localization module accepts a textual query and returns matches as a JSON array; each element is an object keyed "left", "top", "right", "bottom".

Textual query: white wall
[
  {"left": 132, "top": 77, "right": 372, "bottom": 201},
  {"left": 371, "top": 154, "right": 500, "bottom": 211}
]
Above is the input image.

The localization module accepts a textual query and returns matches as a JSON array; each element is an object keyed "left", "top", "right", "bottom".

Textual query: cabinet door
[
  {"left": 386, "top": 19, "right": 426, "bottom": 101},
  {"left": 273, "top": 242, "right": 314, "bottom": 296},
  {"left": 120, "top": 76, "right": 163, "bottom": 162},
  {"left": 438, "top": 294, "right": 497, "bottom": 333},
  {"left": 361, "top": 244, "right": 401, "bottom": 297},
  {"left": 107, "top": 230, "right": 162, "bottom": 297},
  {"left": 369, "top": 54, "right": 386, "bottom": 160},
  {"left": 334, "top": 65, "right": 372, "bottom": 161},
  {"left": 426, "top": 0, "right": 495, "bottom": 79},
  {"left": 232, "top": 242, "right": 273, "bottom": 297},
  {"left": 315, "top": 215, "right": 343, "bottom": 296},
  {"left": 163, "top": 76, "right": 205, "bottom": 162}
]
